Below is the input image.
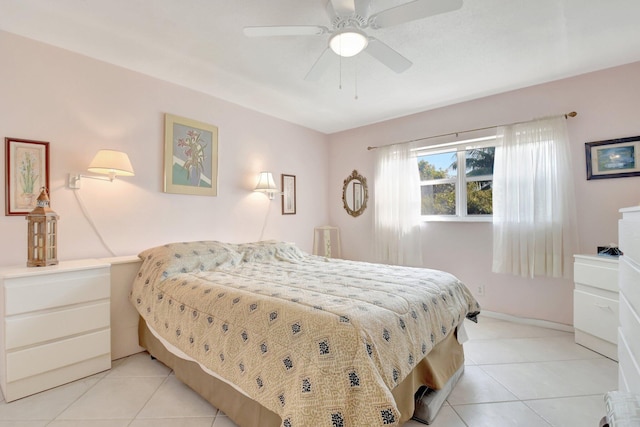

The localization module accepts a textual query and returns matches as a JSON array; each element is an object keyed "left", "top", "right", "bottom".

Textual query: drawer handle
[{"left": 594, "top": 304, "right": 613, "bottom": 311}]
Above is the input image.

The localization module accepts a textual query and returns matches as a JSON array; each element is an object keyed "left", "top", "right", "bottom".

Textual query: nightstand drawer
[
  {"left": 574, "top": 289, "right": 619, "bottom": 344},
  {"left": 3, "top": 267, "right": 109, "bottom": 315},
  {"left": 6, "top": 329, "right": 110, "bottom": 382},
  {"left": 574, "top": 256, "right": 618, "bottom": 292},
  {"left": 5, "top": 301, "right": 109, "bottom": 350},
  {"left": 0, "top": 260, "right": 112, "bottom": 402}
]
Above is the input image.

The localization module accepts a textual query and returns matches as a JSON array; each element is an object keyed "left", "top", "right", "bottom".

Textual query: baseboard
[{"left": 480, "top": 310, "right": 574, "bottom": 333}]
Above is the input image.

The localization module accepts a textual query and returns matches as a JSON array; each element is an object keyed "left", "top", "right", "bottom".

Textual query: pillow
[
  {"left": 237, "top": 240, "right": 307, "bottom": 263},
  {"left": 138, "top": 241, "right": 243, "bottom": 278}
]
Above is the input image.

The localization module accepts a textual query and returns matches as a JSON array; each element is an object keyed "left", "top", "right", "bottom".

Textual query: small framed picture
[
  {"left": 281, "top": 174, "right": 296, "bottom": 215},
  {"left": 164, "top": 113, "right": 218, "bottom": 196},
  {"left": 5, "top": 138, "right": 50, "bottom": 216},
  {"left": 585, "top": 136, "right": 640, "bottom": 180}
]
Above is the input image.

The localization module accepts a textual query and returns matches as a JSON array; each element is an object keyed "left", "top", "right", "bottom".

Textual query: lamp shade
[
  {"left": 329, "top": 28, "right": 368, "bottom": 57},
  {"left": 254, "top": 172, "right": 279, "bottom": 199},
  {"left": 87, "top": 150, "right": 135, "bottom": 178}
]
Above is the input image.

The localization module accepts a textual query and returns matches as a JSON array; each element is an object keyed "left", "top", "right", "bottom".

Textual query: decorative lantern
[{"left": 26, "top": 188, "right": 59, "bottom": 267}]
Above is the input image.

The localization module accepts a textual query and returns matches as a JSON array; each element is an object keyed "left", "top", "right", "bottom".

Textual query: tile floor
[{"left": 0, "top": 315, "right": 617, "bottom": 426}]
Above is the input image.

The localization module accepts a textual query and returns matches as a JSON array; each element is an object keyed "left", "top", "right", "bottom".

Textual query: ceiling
[{"left": 1, "top": 0, "right": 640, "bottom": 134}]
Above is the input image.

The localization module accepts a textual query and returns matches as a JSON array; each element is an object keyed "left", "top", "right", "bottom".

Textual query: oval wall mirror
[{"left": 342, "top": 170, "right": 368, "bottom": 217}]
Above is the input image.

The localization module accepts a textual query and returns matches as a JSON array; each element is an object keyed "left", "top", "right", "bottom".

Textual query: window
[{"left": 416, "top": 137, "right": 496, "bottom": 221}]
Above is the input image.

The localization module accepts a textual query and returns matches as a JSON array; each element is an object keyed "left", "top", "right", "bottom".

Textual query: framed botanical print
[{"left": 5, "top": 138, "right": 50, "bottom": 215}]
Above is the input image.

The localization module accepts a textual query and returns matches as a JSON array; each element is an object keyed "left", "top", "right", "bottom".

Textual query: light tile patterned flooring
[{"left": 0, "top": 315, "right": 617, "bottom": 426}]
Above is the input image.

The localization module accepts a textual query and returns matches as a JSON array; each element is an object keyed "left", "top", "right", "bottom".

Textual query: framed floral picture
[
  {"left": 164, "top": 113, "right": 218, "bottom": 196},
  {"left": 281, "top": 174, "right": 296, "bottom": 215},
  {"left": 5, "top": 138, "right": 50, "bottom": 216}
]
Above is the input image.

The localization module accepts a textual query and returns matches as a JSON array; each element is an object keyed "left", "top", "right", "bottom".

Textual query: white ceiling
[{"left": 1, "top": 0, "right": 640, "bottom": 134}]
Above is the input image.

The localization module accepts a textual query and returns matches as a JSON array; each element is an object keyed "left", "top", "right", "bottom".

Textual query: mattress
[{"left": 130, "top": 240, "right": 480, "bottom": 427}]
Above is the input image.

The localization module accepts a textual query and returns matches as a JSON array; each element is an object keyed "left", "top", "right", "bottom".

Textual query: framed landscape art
[{"left": 585, "top": 135, "right": 640, "bottom": 180}]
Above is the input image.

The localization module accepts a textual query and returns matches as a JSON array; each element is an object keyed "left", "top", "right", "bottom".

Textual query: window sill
[{"left": 421, "top": 216, "right": 492, "bottom": 223}]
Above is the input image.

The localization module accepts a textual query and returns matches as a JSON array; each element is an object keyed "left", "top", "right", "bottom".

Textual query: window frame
[{"left": 415, "top": 136, "right": 497, "bottom": 222}]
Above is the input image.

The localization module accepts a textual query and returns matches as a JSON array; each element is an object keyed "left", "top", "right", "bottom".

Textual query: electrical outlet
[{"left": 476, "top": 285, "right": 485, "bottom": 296}]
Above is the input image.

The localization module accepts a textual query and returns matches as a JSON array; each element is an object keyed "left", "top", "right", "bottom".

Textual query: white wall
[
  {"left": 328, "top": 61, "right": 640, "bottom": 325},
  {"left": 0, "top": 31, "right": 329, "bottom": 265}
]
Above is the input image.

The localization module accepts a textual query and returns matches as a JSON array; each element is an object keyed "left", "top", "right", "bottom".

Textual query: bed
[{"left": 130, "top": 240, "right": 480, "bottom": 427}]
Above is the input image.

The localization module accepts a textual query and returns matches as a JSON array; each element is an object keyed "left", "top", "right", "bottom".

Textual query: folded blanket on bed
[{"left": 130, "top": 240, "right": 480, "bottom": 427}]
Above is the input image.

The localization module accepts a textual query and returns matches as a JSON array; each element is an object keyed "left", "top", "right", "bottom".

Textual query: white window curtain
[
  {"left": 492, "top": 116, "right": 578, "bottom": 278},
  {"left": 374, "top": 143, "right": 423, "bottom": 266}
]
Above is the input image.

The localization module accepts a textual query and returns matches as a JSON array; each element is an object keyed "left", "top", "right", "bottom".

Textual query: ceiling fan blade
[
  {"left": 364, "top": 38, "right": 412, "bottom": 73},
  {"left": 329, "top": 0, "right": 356, "bottom": 16},
  {"left": 243, "top": 26, "right": 328, "bottom": 37},
  {"left": 325, "top": 0, "right": 338, "bottom": 22},
  {"left": 369, "top": 0, "right": 463, "bottom": 29},
  {"left": 355, "top": 0, "right": 372, "bottom": 19},
  {"left": 305, "top": 48, "right": 335, "bottom": 81}
]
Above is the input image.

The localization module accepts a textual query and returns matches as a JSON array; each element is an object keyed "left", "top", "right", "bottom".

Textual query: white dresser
[
  {"left": 574, "top": 254, "right": 619, "bottom": 360},
  {"left": 0, "top": 259, "right": 111, "bottom": 402},
  {"left": 618, "top": 206, "right": 640, "bottom": 393}
]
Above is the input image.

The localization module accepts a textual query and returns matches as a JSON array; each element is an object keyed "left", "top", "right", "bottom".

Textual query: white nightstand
[
  {"left": 573, "top": 254, "right": 619, "bottom": 360},
  {"left": 0, "top": 259, "right": 111, "bottom": 402}
]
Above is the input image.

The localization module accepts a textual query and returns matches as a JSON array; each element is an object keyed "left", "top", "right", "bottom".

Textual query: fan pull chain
[
  {"left": 338, "top": 42, "right": 343, "bottom": 90},
  {"left": 354, "top": 57, "right": 358, "bottom": 100}
]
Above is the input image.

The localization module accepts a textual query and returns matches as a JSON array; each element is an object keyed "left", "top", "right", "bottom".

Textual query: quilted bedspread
[{"left": 130, "top": 241, "right": 480, "bottom": 427}]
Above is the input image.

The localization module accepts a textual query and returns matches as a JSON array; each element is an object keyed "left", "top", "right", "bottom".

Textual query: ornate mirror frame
[{"left": 342, "top": 169, "right": 368, "bottom": 217}]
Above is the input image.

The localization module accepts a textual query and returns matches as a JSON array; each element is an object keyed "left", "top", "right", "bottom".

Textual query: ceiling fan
[{"left": 243, "top": 0, "right": 463, "bottom": 80}]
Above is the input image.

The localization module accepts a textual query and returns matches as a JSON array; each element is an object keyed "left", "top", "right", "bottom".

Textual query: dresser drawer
[
  {"left": 6, "top": 329, "right": 110, "bottom": 382},
  {"left": 574, "top": 256, "right": 618, "bottom": 292},
  {"left": 5, "top": 301, "right": 109, "bottom": 350},
  {"left": 619, "top": 218, "right": 640, "bottom": 265},
  {"left": 574, "top": 289, "right": 618, "bottom": 344},
  {"left": 620, "top": 293, "right": 640, "bottom": 375},
  {"left": 3, "top": 267, "right": 109, "bottom": 315},
  {"left": 618, "top": 329, "right": 640, "bottom": 393},
  {"left": 619, "top": 257, "right": 640, "bottom": 315}
]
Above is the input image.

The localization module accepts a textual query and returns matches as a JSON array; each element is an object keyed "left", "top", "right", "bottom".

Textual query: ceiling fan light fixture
[{"left": 329, "top": 28, "right": 368, "bottom": 57}]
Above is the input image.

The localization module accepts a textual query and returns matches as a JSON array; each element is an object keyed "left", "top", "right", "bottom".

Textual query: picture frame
[
  {"left": 5, "top": 138, "right": 50, "bottom": 216},
  {"left": 281, "top": 174, "right": 296, "bottom": 215},
  {"left": 164, "top": 113, "right": 218, "bottom": 196},
  {"left": 585, "top": 135, "right": 640, "bottom": 180}
]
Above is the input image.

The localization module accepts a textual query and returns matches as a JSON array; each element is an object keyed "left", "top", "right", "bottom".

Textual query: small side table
[{"left": 313, "top": 226, "right": 341, "bottom": 258}]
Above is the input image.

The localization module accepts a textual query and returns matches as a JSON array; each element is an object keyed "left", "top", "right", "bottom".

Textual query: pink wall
[
  {"left": 328, "top": 61, "right": 640, "bottom": 325},
  {"left": 2, "top": 29, "right": 638, "bottom": 326},
  {"left": 0, "top": 31, "right": 329, "bottom": 265}
]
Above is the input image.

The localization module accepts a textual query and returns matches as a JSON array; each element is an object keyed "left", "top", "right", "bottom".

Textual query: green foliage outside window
[
  {"left": 419, "top": 147, "right": 494, "bottom": 216},
  {"left": 467, "top": 181, "right": 493, "bottom": 215},
  {"left": 421, "top": 183, "right": 455, "bottom": 215}
]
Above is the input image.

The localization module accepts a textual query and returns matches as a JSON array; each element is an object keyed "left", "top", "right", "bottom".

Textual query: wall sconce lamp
[
  {"left": 68, "top": 149, "right": 135, "bottom": 189},
  {"left": 254, "top": 171, "right": 280, "bottom": 200}
]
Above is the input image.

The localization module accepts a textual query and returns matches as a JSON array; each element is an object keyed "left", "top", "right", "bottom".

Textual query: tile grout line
[
  {"left": 127, "top": 362, "right": 174, "bottom": 423},
  {"left": 44, "top": 370, "right": 111, "bottom": 426}
]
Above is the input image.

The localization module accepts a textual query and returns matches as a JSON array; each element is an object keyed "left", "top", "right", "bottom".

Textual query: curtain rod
[{"left": 366, "top": 111, "right": 577, "bottom": 151}]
